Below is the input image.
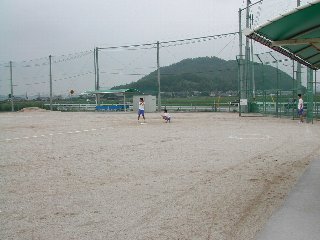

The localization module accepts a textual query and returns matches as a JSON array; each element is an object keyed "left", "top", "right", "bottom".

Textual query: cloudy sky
[
  {"left": 0, "top": 0, "right": 310, "bottom": 95},
  {"left": 0, "top": 0, "right": 247, "bottom": 62}
]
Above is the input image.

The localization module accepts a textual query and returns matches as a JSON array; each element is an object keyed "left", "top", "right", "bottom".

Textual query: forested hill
[{"left": 113, "top": 56, "right": 295, "bottom": 93}]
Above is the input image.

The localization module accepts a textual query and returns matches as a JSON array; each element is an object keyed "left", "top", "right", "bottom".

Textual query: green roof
[{"left": 246, "top": 0, "right": 320, "bottom": 70}]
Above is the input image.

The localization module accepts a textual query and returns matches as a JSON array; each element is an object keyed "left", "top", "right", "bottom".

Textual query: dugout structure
[
  {"left": 84, "top": 88, "right": 140, "bottom": 111},
  {"left": 240, "top": 0, "right": 320, "bottom": 122}
]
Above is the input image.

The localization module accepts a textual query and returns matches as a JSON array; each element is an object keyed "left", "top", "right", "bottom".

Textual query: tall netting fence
[
  {"left": 0, "top": 0, "right": 318, "bottom": 120},
  {"left": 0, "top": 33, "right": 241, "bottom": 112},
  {"left": 238, "top": 0, "right": 319, "bottom": 121},
  {"left": 96, "top": 32, "right": 240, "bottom": 112},
  {"left": 0, "top": 51, "right": 95, "bottom": 111}
]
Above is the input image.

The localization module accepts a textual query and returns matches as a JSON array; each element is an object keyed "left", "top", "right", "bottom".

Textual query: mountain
[{"left": 112, "top": 56, "right": 298, "bottom": 94}]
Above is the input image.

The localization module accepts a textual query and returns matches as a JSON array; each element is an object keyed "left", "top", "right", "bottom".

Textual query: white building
[{"left": 133, "top": 95, "right": 156, "bottom": 112}]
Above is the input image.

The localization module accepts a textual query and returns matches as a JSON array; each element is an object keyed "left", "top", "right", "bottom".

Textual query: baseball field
[{"left": 1, "top": 110, "right": 319, "bottom": 239}]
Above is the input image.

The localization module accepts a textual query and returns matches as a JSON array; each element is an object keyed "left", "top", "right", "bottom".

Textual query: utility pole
[
  {"left": 95, "top": 47, "right": 100, "bottom": 106},
  {"left": 157, "top": 41, "right": 161, "bottom": 112},
  {"left": 10, "top": 61, "right": 14, "bottom": 112},
  {"left": 94, "top": 48, "right": 97, "bottom": 91},
  {"left": 49, "top": 55, "right": 53, "bottom": 111}
]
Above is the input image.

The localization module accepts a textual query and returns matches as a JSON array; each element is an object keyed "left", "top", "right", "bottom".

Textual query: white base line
[
  {"left": 1, "top": 127, "right": 109, "bottom": 143},
  {"left": 228, "top": 134, "right": 272, "bottom": 140}
]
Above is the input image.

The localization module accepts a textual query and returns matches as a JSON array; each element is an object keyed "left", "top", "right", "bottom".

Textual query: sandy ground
[{"left": 0, "top": 111, "right": 319, "bottom": 240}]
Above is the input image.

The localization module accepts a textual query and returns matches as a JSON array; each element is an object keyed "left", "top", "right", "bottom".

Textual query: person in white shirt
[
  {"left": 161, "top": 109, "right": 171, "bottom": 123},
  {"left": 297, "top": 94, "right": 304, "bottom": 123},
  {"left": 138, "top": 98, "right": 145, "bottom": 121}
]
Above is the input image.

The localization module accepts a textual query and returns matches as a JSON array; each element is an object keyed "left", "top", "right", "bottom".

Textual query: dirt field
[{"left": 1, "top": 111, "right": 319, "bottom": 240}]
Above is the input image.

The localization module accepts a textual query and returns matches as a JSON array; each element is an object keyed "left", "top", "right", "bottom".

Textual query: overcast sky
[
  {"left": 0, "top": 0, "right": 249, "bottom": 62},
  {"left": 0, "top": 0, "right": 311, "bottom": 96}
]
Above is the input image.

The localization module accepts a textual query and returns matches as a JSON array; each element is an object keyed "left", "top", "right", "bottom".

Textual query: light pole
[{"left": 238, "top": 0, "right": 264, "bottom": 114}]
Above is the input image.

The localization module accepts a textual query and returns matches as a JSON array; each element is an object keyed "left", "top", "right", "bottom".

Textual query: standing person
[
  {"left": 138, "top": 97, "right": 145, "bottom": 121},
  {"left": 297, "top": 94, "right": 304, "bottom": 123}
]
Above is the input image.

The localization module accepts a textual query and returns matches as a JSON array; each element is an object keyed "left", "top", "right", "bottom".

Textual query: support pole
[
  {"left": 123, "top": 93, "right": 126, "bottom": 112},
  {"left": 244, "top": 0, "right": 250, "bottom": 112},
  {"left": 49, "top": 55, "right": 53, "bottom": 111},
  {"left": 250, "top": 39, "right": 255, "bottom": 100},
  {"left": 157, "top": 41, "right": 161, "bottom": 112},
  {"left": 255, "top": 54, "right": 265, "bottom": 114},
  {"left": 292, "top": 60, "right": 295, "bottom": 120},
  {"left": 315, "top": 71, "right": 317, "bottom": 118},
  {"left": 249, "top": 7, "right": 255, "bottom": 101},
  {"left": 10, "top": 61, "right": 14, "bottom": 112},
  {"left": 296, "top": 0, "right": 302, "bottom": 94},
  {"left": 307, "top": 68, "right": 314, "bottom": 123},
  {"left": 238, "top": 8, "right": 243, "bottom": 116},
  {"left": 269, "top": 52, "right": 279, "bottom": 117},
  {"left": 296, "top": 65, "right": 302, "bottom": 93}
]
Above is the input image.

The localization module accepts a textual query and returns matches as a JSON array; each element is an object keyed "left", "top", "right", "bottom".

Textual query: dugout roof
[{"left": 245, "top": 0, "right": 320, "bottom": 70}]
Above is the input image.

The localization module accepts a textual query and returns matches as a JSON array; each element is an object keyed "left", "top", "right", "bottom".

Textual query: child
[
  {"left": 297, "top": 94, "right": 304, "bottom": 123},
  {"left": 161, "top": 109, "right": 171, "bottom": 123},
  {"left": 138, "top": 97, "right": 145, "bottom": 121}
]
